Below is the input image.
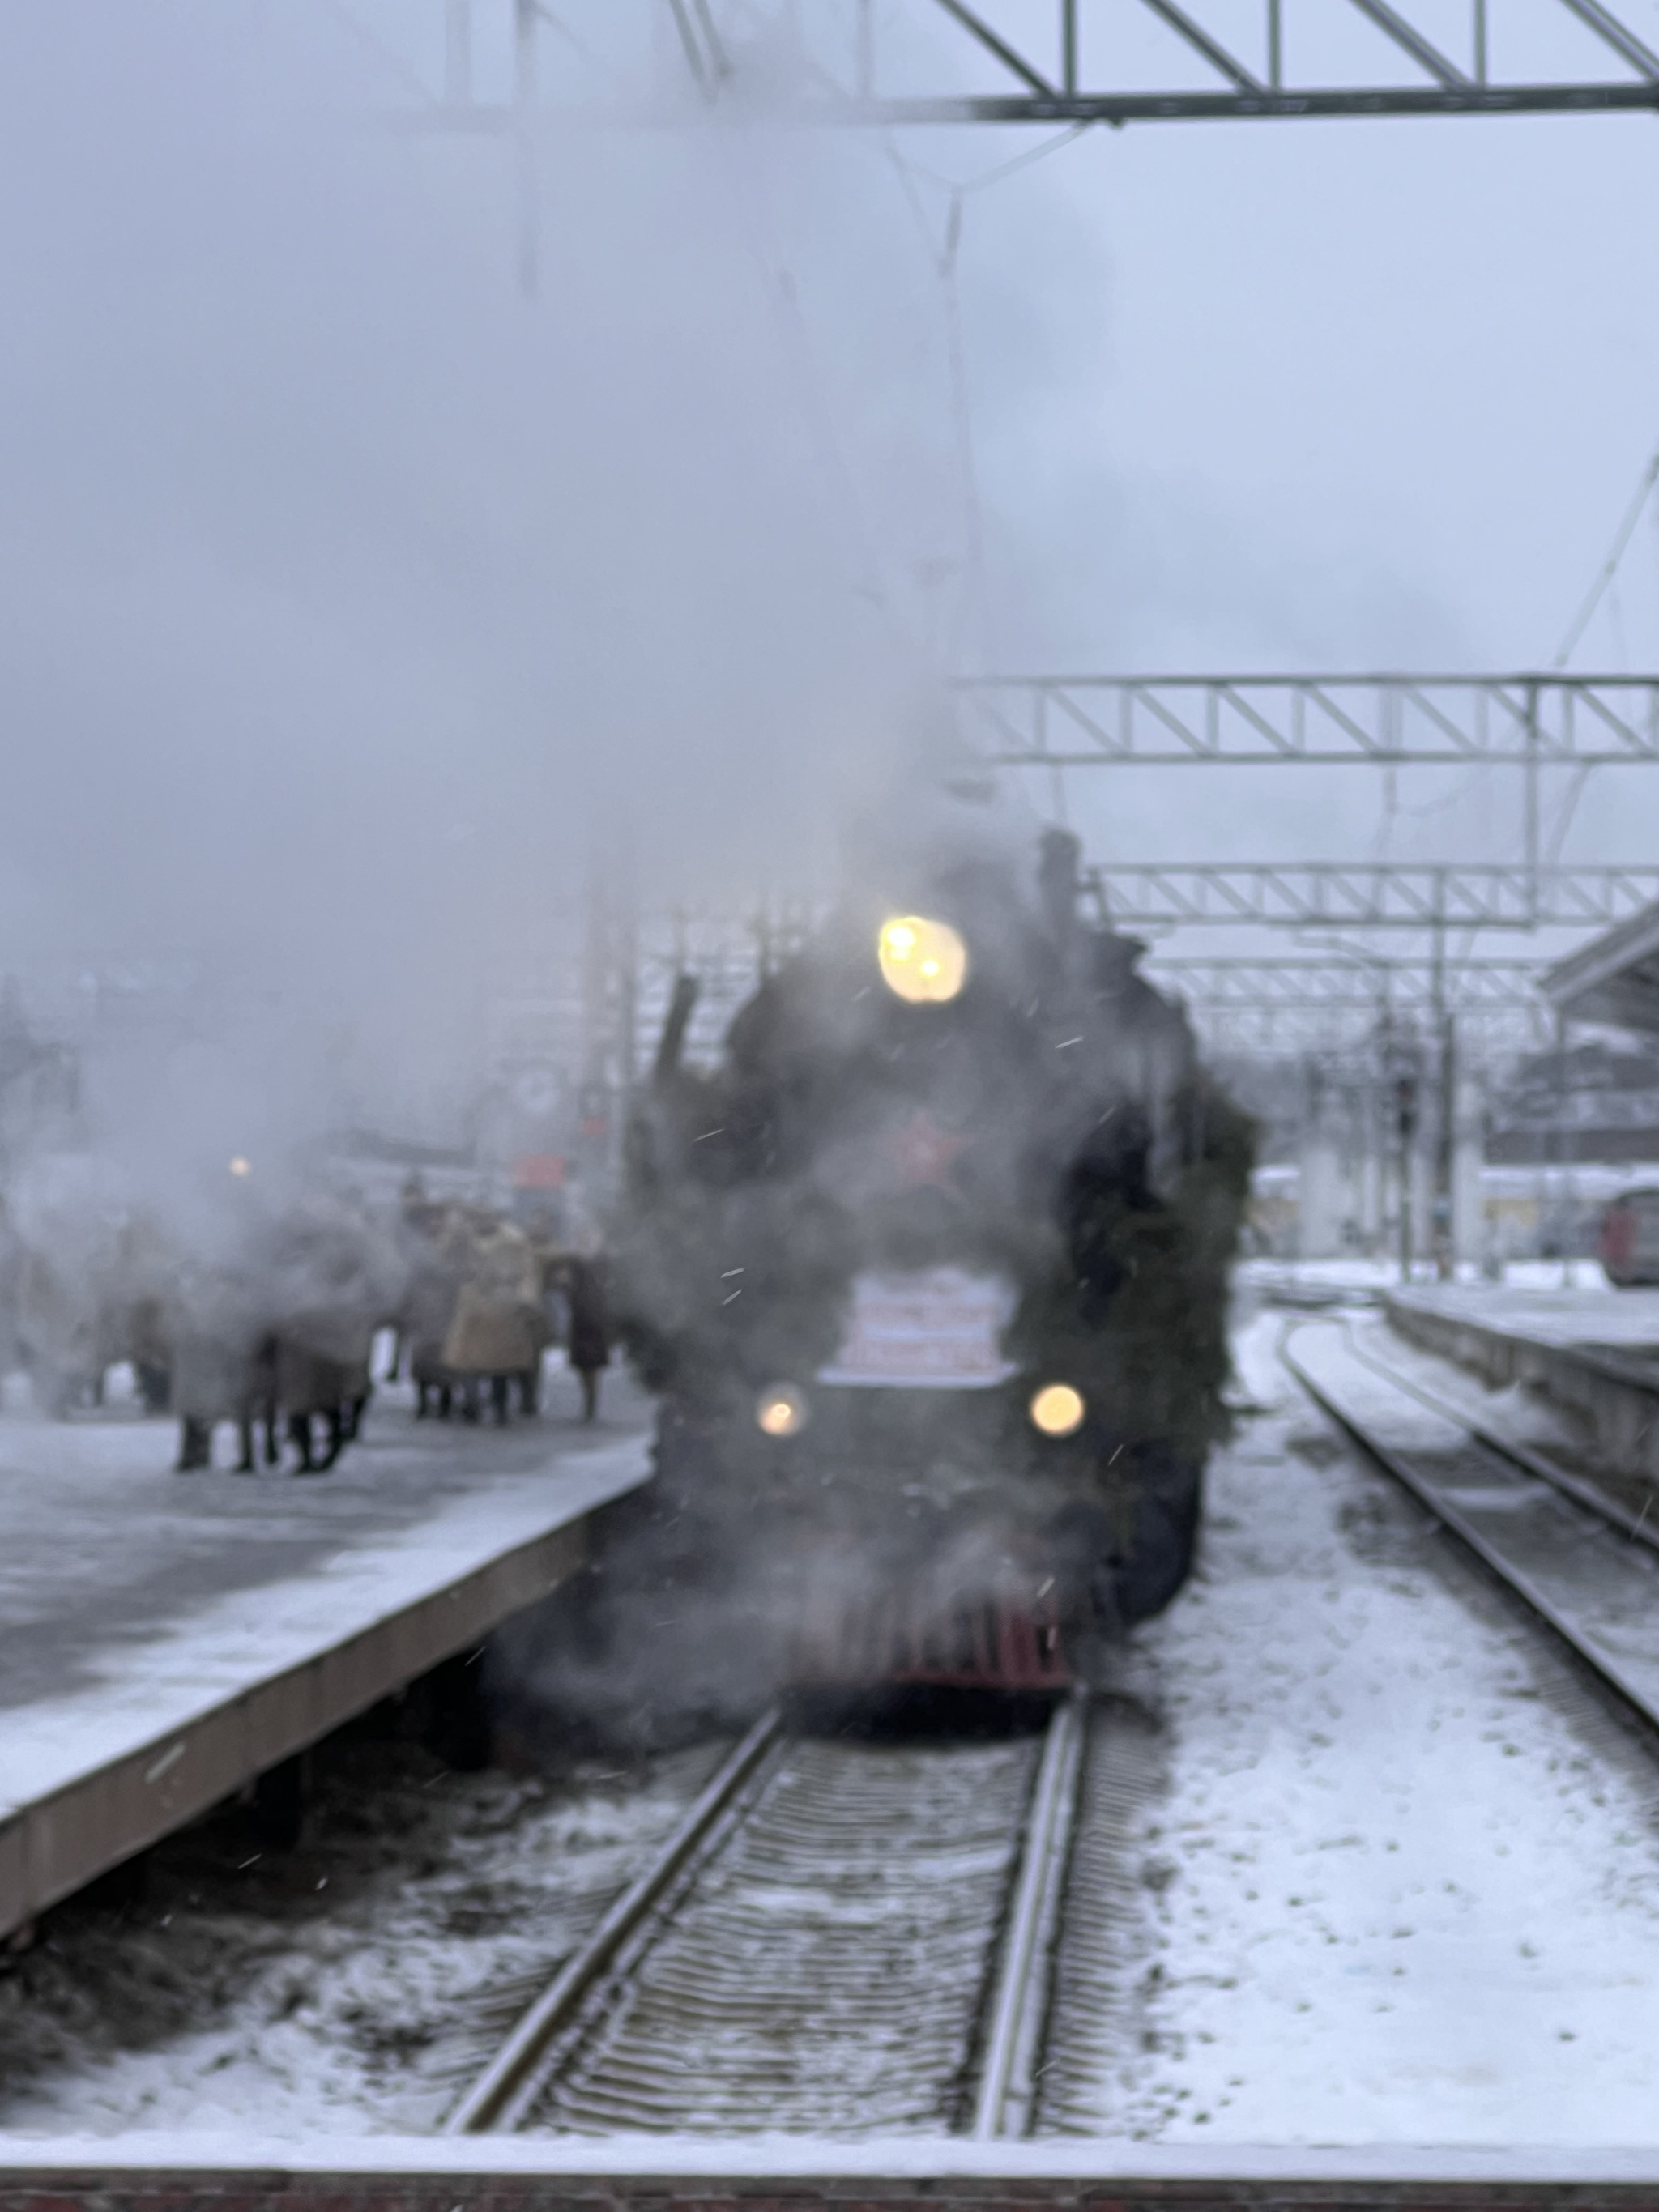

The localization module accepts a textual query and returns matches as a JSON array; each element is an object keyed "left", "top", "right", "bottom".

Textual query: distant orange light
[
  {"left": 756, "top": 1383, "right": 808, "bottom": 1438},
  {"left": 1030, "top": 1382, "right": 1085, "bottom": 1438}
]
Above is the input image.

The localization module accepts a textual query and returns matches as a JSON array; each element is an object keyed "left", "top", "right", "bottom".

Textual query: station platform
[
  {"left": 1, "top": 2136, "right": 1657, "bottom": 2212},
  {"left": 1386, "top": 1281, "right": 1659, "bottom": 1484},
  {"left": 0, "top": 1379, "right": 652, "bottom": 1943}
]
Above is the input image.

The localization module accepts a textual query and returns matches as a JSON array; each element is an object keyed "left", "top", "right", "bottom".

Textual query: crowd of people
[{"left": 0, "top": 1167, "right": 611, "bottom": 1476}]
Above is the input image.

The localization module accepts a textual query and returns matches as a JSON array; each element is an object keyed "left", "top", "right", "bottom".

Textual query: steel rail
[
  {"left": 1282, "top": 1330, "right": 1659, "bottom": 1738},
  {"left": 449, "top": 1689, "right": 1088, "bottom": 2139},
  {"left": 444, "top": 1706, "right": 782, "bottom": 2135},
  {"left": 967, "top": 1687, "right": 1088, "bottom": 2140},
  {"left": 1340, "top": 1327, "right": 1659, "bottom": 1554}
]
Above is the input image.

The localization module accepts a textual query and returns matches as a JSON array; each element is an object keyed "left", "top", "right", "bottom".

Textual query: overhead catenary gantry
[
  {"left": 840, "top": 0, "right": 1659, "bottom": 125},
  {"left": 1083, "top": 860, "right": 1659, "bottom": 931},
  {"left": 405, "top": 2, "right": 1659, "bottom": 130},
  {"left": 953, "top": 676, "right": 1659, "bottom": 1053},
  {"left": 402, "top": 5, "right": 1659, "bottom": 1072},
  {"left": 1142, "top": 954, "right": 1554, "bottom": 1055},
  {"left": 961, "top": 675, "right": 1659, "bottom": 769},
  {"left": 965, "top": 673, "right": 1659, "bottom": 908},
  {"left": 1081, "top": 859, "right": 1659, "bottom": 1056},
  {"left": 1151, "top": 956, "right": 1559, "bottom": 1008},
  {"left": 607, "top": 871, "right": 1631, "bottom": 1068}
]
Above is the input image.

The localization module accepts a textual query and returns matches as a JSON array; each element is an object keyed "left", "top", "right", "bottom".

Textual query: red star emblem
[{"left": 886, "top": 1109, "right": 971, "bottom": 1191}]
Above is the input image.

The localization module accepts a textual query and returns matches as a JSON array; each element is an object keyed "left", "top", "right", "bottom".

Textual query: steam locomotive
[{"left": 603, "top": 824, "right": 1252, "bottom": 1720}]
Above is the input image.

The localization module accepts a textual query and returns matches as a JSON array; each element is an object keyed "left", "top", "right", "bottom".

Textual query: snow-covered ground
[
  {"left": 1067, "top": 1295, "right": 1659, "bottom": 2145},
  {"left": 1238, "top": 1256, "right": 1622, "bottom": 1298},
  {"left": 0, "top": 1730, "right": 723, "bottom": 2136},
  {"left": 9, "top": 1297, "right": 1659, "bottom": 2145}
]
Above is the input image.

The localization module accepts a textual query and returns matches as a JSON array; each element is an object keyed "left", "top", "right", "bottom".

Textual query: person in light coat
[{"left": 441, "top": 1214, "right": 549, "bottom": 1423}]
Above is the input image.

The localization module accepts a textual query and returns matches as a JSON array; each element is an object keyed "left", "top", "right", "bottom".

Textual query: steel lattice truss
[
  {"left": 400, "top": 2, "right": 1659, "bottom": 129},
  {"left": 1177, "top": 997, "right": 1549, "bottom": 1054},
  {"left": 645, "top": 0, "right": 1659, "bottom": 125},
  {"left": 858, "top": 0, "right": 1659, "bottom": 121},
  {"left": 962, "top": 674, "right": 1659, "bottom": 768},
  {"left": 1082, "top": 862, "right": 1659, "bottom": 930},
  {"left": 1142, "top": 955, "right": 1558, "bottom": 1051},
  {"left": 610, "top": 872, "right": 1657, "bottom": 1070},
  {"left": 1148, "top": 955, "right": 1544, "bottom": 1008}
]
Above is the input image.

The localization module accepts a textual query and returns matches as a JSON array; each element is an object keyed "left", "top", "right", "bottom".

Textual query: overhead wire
[
  {"left": 654, "top": 0, "right": 1061, "bottom": 662},
  {"left": 704, "top": 112, "right": 906, "bottom": 640},
  {"left": 534, "top": 4, "right": 616, "bottom": 80},
  {"left": 1385, "top": 436, "right": 1659, "bottom": 881},
  {"left": 1553, "top": 441, "right": 1659, "bottom": 669},
  {"left": 1533, "top": 437, "right": 1659, "bottom": 870},
  {"left": 898, "top": 124, "right": 1093, "bottom": 226},
  {"left": 872, "top": 121, "right": 1094, "bottom": 690},
  {"left": 640, "top": 8, "right": 1090, "bottom": 805},
  {"left": 1361, "top": 346, "right": 1659, "bottom": 953},
  {"left": 1607, "top": 573, "right": 1631, "bottom": 672},
  {"left": 1545, "top": 764, "right": 1593, "bottom": 868},
  {"left": 1559, "top": 473, "right": 1659, "bottom": 867},
  {"left": 313, "top": 0, "right": 437, "bottom": 104}
]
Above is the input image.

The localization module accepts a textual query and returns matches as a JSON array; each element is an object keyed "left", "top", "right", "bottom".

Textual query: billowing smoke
[{"left": 0, "top": 6, "right": 1000, "bottom": 1291}]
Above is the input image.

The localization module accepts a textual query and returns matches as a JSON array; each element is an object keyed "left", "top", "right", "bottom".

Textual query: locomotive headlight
[
  {"left": 756, "top": 1383, "right": 809, "bottom": 1438},
  {"left": 1030, "top": 1382, "right": 1085, "bottom": 1438},
  {"left": 228, "top": 1156, "right": 252, "bottom": 1178},
  {"left": 877, "top": 914, "right": 968, "bottom": 1004}
]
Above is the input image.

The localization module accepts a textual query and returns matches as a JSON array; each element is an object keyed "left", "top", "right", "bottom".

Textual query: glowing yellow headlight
[
  {"left": 756, "top": 1383, "right": 808, "bottom": 1438},
  {"left": 1030, "top": 1382, "right": 1085, "bottom": 1438},
  {"left": 877, "top": 914, "right": 968, "bottom": 1004}
]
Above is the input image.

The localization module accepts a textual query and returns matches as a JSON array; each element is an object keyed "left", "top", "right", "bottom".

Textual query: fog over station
[
  {"left": 6, "top": 0, "right": 1659, "bottom": 2182},
  {"left": 0, "top": 2, "right": 1655, "bottom": 1172}
]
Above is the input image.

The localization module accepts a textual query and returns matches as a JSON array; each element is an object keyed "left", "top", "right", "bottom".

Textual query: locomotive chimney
[
  {"left": 1038, "top": 827, "right": 1081, "bottom": 956},
  {"left": 651, "top": 973, "right": 700, "bottom": 1090}
]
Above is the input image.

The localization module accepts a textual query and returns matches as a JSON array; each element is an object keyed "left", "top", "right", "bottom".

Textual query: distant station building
[
  {"left": 1527, "top": 899, "right": 1659, "bottom": 1174},
  {"left": 1229, "top": 906, "right": 1659, "bottom": 1266},
  {"left": 1461, "top": 900, "right": 1659, "bottom": 1259},
  {"left": 1542, "top": 897, "right": 1659, "bottom": 1045},
  {"left": 1485, "top": 1038, "right": 1659, "bottom": 1168}
]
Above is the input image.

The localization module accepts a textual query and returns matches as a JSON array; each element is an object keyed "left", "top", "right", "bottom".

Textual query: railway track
[
  {"left": 429, "top": 1319, "right": 1658, "bottom": 2150},
  {"left": 447, "top": 1690, "right": 1107, "bottom": 2139},
  {"left": 1284, "top": 1318, "right": 1659, "bottom": 1737}
]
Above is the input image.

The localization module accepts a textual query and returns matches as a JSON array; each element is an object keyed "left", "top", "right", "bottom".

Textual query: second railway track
[
  {"left": 1284, "top": 1316, "right": 1659, "bottom": 1738},
  {"left": 449, "top": 1690, "right": 1117, "bottom": 2139}
]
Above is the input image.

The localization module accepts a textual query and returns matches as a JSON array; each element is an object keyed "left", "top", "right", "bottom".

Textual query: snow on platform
[
  {"left": 0, "top": 1385, "right": 651, "bottom": 1939},
  {"left": 1390, "top": 1278, "right": 1659, "bottom": 1354},
  {"left": 1385, "top": 1281, "right": 1659, "bottom": 1482},
  {"left": 1053, "top": 1300, "right": 1659, "bottom": 2148},
  {"left": 3, "top": 2132, "right": 1659, "bottom": 2191}
]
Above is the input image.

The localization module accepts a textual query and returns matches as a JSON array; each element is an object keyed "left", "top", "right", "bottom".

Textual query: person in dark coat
[{"left": 565, "top": 1255, "right": 610, "bottom": 1421}]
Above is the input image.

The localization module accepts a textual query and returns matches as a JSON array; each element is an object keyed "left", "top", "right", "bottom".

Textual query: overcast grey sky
[{"left": 747, "top": 0, "right": 1659, "bottom": 884}]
